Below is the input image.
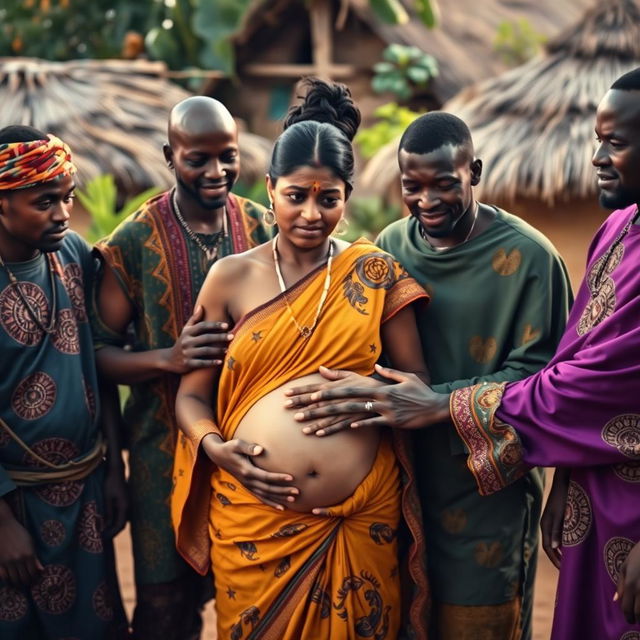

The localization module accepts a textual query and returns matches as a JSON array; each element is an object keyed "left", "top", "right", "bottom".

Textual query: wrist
[
  {"left": 201, "top": 432, "right": 224, "bottom": 460},
  {"left": 158, "top": 348, "right": 176, "bottom": 374},
  {"left": 435, "top": 392, "right": 452, "bottom": 424}
]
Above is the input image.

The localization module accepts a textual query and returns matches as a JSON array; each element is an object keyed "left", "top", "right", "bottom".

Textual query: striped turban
[{"left": 0, "top": 134, "right": 77, "bottom": 191}]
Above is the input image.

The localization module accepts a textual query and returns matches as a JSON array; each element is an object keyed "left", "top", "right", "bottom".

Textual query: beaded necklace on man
[
  {"left": 419, "top": 201, "right": 479, "bottom": 252},
  {"left": 0, "top": 251, "right": 58, "bottom": 333},
  {"left": 171, "top": 189, "right": 228, "bottom": 269}
]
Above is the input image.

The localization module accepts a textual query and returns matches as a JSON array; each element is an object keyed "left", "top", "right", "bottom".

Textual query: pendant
[{"left": 300, "top": 326, "right": 312, "bottom": 339}]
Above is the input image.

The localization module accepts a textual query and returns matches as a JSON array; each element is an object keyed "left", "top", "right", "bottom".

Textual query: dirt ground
[{"left": 113, "top": 474, "right": 559, "bottom": 640}]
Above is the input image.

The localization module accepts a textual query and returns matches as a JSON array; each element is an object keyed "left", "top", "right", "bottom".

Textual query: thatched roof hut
[
  {"left": 360, "top": 0, "right": 640, "bottom": 206},
  {"left": 359, "top": 0, "right": 640, "bottom": 288},
  {"left": 0, "top": 57, "right": 273, "bottom": 194}
]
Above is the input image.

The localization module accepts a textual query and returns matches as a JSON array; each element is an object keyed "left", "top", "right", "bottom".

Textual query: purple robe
[{"left": 450, "top": 205, "right": 640, "bottom": 639}]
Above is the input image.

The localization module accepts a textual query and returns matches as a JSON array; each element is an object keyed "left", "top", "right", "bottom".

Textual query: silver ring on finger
[{"left": 364, "top": 401, "right": 373, "bottom": 412}]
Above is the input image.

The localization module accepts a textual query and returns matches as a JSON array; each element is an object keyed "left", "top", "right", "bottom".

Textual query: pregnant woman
[{"left": 171, "top": 79, "right": 430, "bottom": 639}]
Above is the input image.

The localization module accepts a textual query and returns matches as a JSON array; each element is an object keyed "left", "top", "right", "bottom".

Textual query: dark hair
[
  {"left": 0, "top": 125, "right": 47, "bottom": 145},
  {"left": 399, "top": 112, "right": 473, "bottom": 156},
  {"left": 268, "top": 78, "right": 361, "bottom": 195},
  {"left": 611, "top": 67, "right": 640, "bottom": 91}
]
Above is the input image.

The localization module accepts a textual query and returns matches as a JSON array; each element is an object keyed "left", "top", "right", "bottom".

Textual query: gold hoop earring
[
  {"left": 263, "top": 207, "right": 276, "bottom": 227},
  {"left": 335, "top": 217, "right": 349, "bottom": 236}
]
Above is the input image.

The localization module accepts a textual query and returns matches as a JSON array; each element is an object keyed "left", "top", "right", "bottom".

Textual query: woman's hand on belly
[{"left": 202, "top": 433, "right": 300, "bottom": 510}]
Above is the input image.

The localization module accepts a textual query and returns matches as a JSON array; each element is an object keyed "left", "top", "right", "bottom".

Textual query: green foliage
[
  {"left": 76, "top": 174, "right": 161, "bottom": 243},
  {"left": 342, "top": 196, "right": 401, "bottom": 242},
  {"left": 0, "top": 0, "right": 153, "bottom": 59},
  {"left": 372, "top": 44, "right": 438, "bottom": 101},
  {"left": 494, "top": 19, "right": 546, "bottom": 67},
  {"left": 355, "top": 102, "right": 422, "bottom": 158},
  {"left": 233, "top": 179, "right": 269, "bottom": 208}
]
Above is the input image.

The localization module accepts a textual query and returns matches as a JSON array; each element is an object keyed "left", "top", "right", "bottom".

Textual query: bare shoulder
[{"left": 202, "top": 243, "right": 271, "bottom": 292}]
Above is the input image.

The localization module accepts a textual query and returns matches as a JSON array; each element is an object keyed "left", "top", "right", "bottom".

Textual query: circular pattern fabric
[
  {"left": 11, "top": 371, "right": 57, "bottom": 420},
  {"left": 23, "top": 438, "right": 84, "bottom": 507},
  {"left": 78, "top": 501, "right": 104, "bottom": 553},
  {"left": 355, "top": 253, "right": 396, "bottom": 289},
  {"left": 602, "top": 414, "right": 640, "bottom": 459},
  {"left": 31, "top": 564, "right": 76, "bottom": 615},
  {"left": 52, "top": 308, "right": 80, "bottom": 354},
  {"left": 0, "top": 586, "right": 28, "bottom": 622},
  {"left": 587, "top": 243, "right": 624, "bottom": 293},
  {"left": 92, "top": 581, "right": 114, "bottom": 621},
  {"left": 562, "top": 481, "right": 592, "bottom": 547},
  {"left": 613, "top": 461, "right": 640, "bottom": 483},
  {"left": 41, "top": 519, "right": 66, "bottom": 547},
  {"left": 603, "top": 537, "right": 634, "bottom": 584},
  {"left": 0, "top": 282, "right": 47, "bottom": 345},
  {"left": 620, "top": 632, "right": 640, "bottom": 640},
  {"left": 62, "top": 262, "right": 87, "bottom": 322},
  {"left": 577, "top": 278, "right": 616, "bottom": 336}
]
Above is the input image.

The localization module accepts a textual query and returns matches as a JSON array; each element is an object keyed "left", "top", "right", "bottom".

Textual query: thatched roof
[
  {"left": 0, "top": 57, "right": 273, "bottom": 194},
  {"left": 236, "top": 0, "right": 593, "bottom": 102},
  {"left": 359, "top": 0, "right": 640, "bottom": 206}
]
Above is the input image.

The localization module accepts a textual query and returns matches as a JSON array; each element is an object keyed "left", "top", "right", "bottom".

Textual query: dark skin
[
  {"left": 291, "top": 90, "right": 640, "bottom": 621},
  {"left": 284, "top": 143, "right": 492, "bottom": 436},
  {"left": 0, "top": 175, "right": 127, "bottom": 585},
  {"left": 96, "top": 97, "right": 241, "bottom": 384},
  {"left": 177, "top": 167, "right": 429, "bottom": 510}
]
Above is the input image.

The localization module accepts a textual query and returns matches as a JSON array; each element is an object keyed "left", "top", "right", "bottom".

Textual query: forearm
[
  {"left": 96, "top": 345, "right": 173, "bottom": 384},
  {"left": 176, "top": 392, "right": 220, "bottom": 442}
]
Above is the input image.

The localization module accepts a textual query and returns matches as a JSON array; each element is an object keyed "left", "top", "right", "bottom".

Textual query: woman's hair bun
[{"left": 283, "top": 77, "right": 361, "bottom": 141}]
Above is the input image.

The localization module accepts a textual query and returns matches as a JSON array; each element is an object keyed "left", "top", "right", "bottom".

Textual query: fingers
[
  {"left": 541, "top": 515, "right": 562, "bottom": 570},
  {"left": 318, "top": 366, "right": 349, "bottom": 381},
  {"left": 186, "top": 332, "right": 234, "bottom": 347},
  {"left": 295, "top": 398, "right": 374, "bottom": 418},
  {"left": 302, "top": 413, "right": 370, "bottom": 436},
  {"left": 284, "top": 392, "right": 319, "bottom": 409},
  {"left": 188, "top": 321, "right": 231, "bottom": 338},
  {"left": 311, "top": 507, "right": 332, "bottom": 516},
  {"left": 349, "top": 416, "right": 391, "bottom": 429},
  {"left": 374, "top": 363, "right": 412, "bottom": 383}
]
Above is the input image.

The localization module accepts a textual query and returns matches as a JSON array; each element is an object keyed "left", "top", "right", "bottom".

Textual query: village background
[{"left": 2, "top": 0, "right": 639, "bottom": 637}]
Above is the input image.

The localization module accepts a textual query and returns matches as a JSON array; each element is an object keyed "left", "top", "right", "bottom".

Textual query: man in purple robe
[{"left": 290, "top": 69, "right": 640, "bottom": 638}]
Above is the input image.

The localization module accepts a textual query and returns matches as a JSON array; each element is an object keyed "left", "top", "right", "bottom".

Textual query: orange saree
[{"left": 172, "top": 240, "right": 430, "bottom": 639}]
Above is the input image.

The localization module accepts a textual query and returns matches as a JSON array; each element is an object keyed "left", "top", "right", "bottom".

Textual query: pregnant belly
[{"left": 233, "top": 373, "right": 381, "bottom": 512}]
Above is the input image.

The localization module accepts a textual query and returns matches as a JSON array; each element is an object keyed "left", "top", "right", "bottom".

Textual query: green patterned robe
[
  {"left": 377, "top": 208, "right": 572, "bottom": 638},
  {"left": 93, "top": 191, "right": 271, "bottom": 585}
]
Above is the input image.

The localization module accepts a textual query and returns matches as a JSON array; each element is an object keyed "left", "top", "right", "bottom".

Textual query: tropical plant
[
  {"left": 355, "top": 102, "right": 423, "bottom": 159},
  {"left": 493, "top": 18, "right": 547, "bottom": 67},
  {"left": 76, "top": 174, "right": 161, "bottom": 243},
  {"left": 372, "top": 44, "right": 438, "bottom": 101},
  {"left": 342, "top": 196, "right": 401, "bottom": 242},
  {"left": 1, "top": 0, "right": 439, "bottom": 75}
]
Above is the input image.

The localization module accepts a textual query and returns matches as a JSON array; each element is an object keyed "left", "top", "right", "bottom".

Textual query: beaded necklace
[
  {"left": 171, "top": 190, "right": 227, "bottom": 265},
  {"left": 272, "top": 236, "right": 334, "bottom": 339}
]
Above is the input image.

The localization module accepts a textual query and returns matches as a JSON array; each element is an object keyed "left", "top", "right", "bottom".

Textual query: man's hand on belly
[
  {"left": 202, "top": 434, "right": 300, "bottom": 510},
  {"left": 284, "top": 367, "right": 382, "bottom": 436},
  {"left": 290, "top": 364, "right": 451, "bottom": 431}
]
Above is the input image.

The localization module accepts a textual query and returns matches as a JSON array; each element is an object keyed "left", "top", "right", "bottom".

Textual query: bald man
[{"left": 93, "top": 97, "right": 272, "bottom": 639}]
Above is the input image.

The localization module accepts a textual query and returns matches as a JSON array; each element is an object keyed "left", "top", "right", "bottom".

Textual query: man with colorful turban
[{"left": 0, "top": 126, "right": 128, "bottom": 638}]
